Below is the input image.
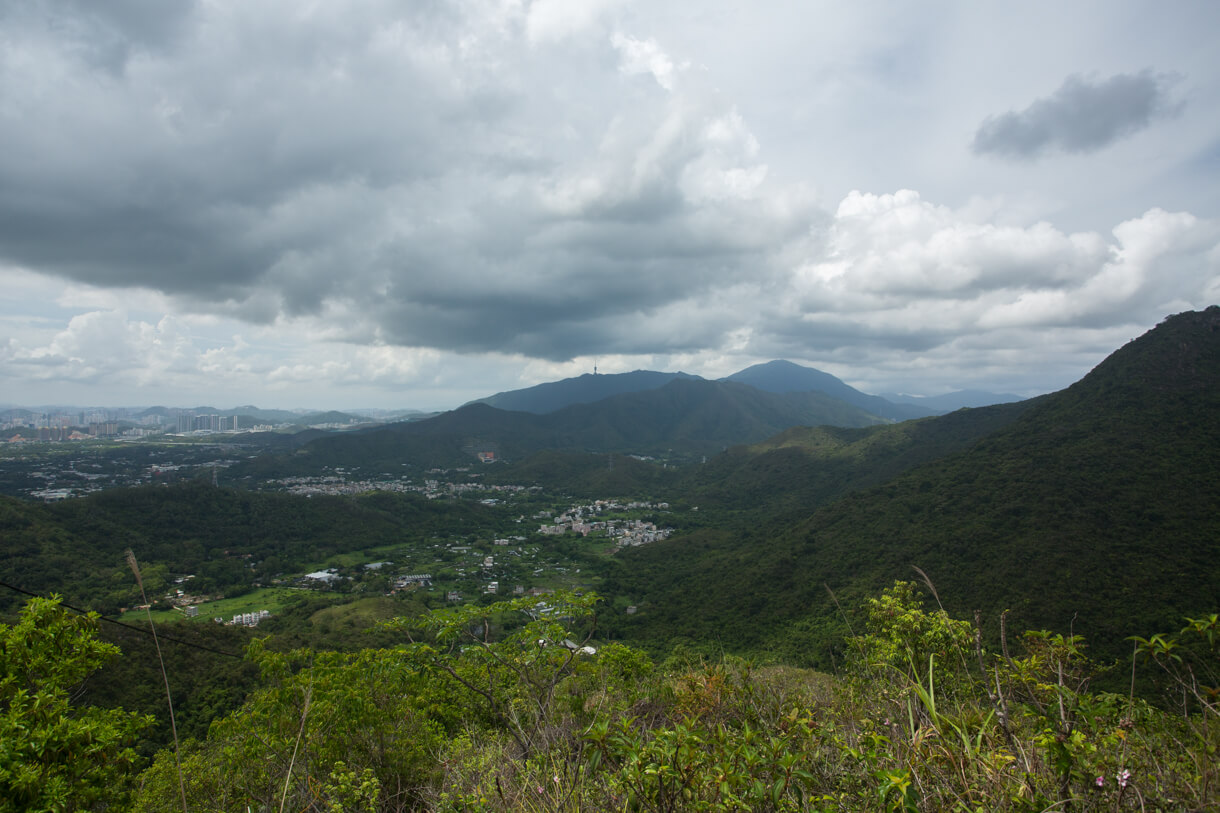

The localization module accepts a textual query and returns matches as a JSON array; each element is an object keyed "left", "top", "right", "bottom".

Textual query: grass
[
  {"left": 119, "top": 587, "right": 344, "bottom": 625},
  {"left": 307, "top": 596, "right": 416, "bottom": 628}
]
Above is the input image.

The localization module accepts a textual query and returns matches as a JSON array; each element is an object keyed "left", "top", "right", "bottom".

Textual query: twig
[
  {"left": 127, "top": 549, "right": 187, "bottom": 813},
  {"left": 279, "top": 682, "right": 313, "bottom": 813}
]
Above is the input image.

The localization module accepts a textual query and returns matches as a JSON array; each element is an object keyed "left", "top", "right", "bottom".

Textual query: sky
[{"left": 2, "top": 1, "right": 1219, "bottom": 412}]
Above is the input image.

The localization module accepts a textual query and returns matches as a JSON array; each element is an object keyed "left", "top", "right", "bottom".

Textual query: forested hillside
[
  {"left": 604, "top": 308, "right": 1220, "bottom": 668},
  {"left": 0, "top": 485, "right": 497, "bottom": 616},
  {"left": 229, "top": 377, "right": 889, "bottom": 480}
]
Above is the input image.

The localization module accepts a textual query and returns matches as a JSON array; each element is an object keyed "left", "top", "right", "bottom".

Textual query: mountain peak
[
  {"left": 1066, "top": 306, "right": 1220, "bottom": 402},
  {"left": 724, "top": 361, "right": 936, "bottom": 420},
  {"left": 466, "top": 370, "right": 701, "bottom": 414}
]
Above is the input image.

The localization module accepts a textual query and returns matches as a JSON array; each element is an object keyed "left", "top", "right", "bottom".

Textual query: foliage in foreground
[
  {"left": 4, "top": 587, "right": 1217, "bottom": 811},
  {"left": 0, "top": 597, "right": 150, "bottom": 813}
]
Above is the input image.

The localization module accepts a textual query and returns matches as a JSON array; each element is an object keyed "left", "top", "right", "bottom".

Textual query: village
[
  {"left": 133, "top": 490, "right": 676, "bottom": 625},
  {"left": 535, "top": 498, "right": 674, "bottom": 549}
]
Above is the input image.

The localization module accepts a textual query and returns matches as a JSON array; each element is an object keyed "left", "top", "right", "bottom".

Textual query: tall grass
[{"left": 127, "top": 548, "right": 187, "bottom": 813}]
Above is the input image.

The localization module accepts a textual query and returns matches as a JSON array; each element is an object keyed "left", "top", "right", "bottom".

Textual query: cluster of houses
[
  {"left": 222, "top": 610, "right": 271, "bottom": 626},
  {"left": 437, "top": 584, "right": 556, "bottom": 603},
  {"left": 537, "top": 499, "right": 673, "bottom": 548},
  {"left": 272, "top": 473, "right": 534, "bottom": 500}
]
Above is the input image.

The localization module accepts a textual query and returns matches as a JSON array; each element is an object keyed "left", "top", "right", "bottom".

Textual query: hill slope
[
  {"left": 607, "top": 308, "right": 1220, "bottom": 666},
  {"left": 468, "top": 370, "right": 701, "bottom": 414},
  {"left": 253, "top": 378, "right": 891, "bottom": 475},
  {"left": 881, "top": 389, "right": 1026, "bottom": 411},
  {"left": 724, "top": 360, "right": 936, "bottom": 420}
]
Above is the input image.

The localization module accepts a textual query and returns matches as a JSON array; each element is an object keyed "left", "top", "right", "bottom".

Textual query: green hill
[
  {"left": 605, "top": 308, "right": 1220, "bottom": 667},
  {"left": 468, "top": 369, "right": 701, "bottom": 413},
  {"left": 235, "top": 377, "right": 890, "bottom": 477},
  {"left": 0, "top": 483, "right": 495, "bottom": 616},
  {"left": 724, "top": 359, "right": 936, "bottom": 420}
]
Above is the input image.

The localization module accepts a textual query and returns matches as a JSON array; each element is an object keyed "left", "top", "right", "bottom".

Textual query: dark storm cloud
[
  {"left": 1, "top": 0, "right": 199, "bottom": 73},
  {"left": 4, "top": 0, "right": 1218, "bottom": 411},
  {"left": 971, "top": 70, "right": 1181, "bottom": 159},
  {"left": 0, "top": 1, "right": 804, "bottom": 362}
]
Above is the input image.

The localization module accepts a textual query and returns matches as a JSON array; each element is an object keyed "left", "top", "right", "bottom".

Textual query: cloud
[
  {"left": 0, "top": 1, "right": 808, "bottom": 364},
  {"left": 1, "top": 2, "right": 1218, "bottom": 408},
  {"left": 1, "top": 310, "right": 194, "bottom": 385},
  {"left": 611, "top": 32, "right": 683, "bottom": 91},
  {"left": 526, "top": 0, "right": 622, "bottom": 44},
  {"left": 0, "top": 302, "right": 467, "bottom": 408},
  {"left": 762, "top": 191, "right": 1220, "bottom": 379},
  {"left": 972, "top": 70, "right": 1182, "bottom": 159}
]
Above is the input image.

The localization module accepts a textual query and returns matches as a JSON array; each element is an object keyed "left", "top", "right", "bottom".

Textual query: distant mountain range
[
  {"left": 724, "top": 360, "right": 938, "bottom": 420},
  {"left": 245, "top": 378, "right": 891, "bottom": 478},
  {"left": 0, "top": 404, "right": 428, "bottom": 426},
  {"left": 469, "top": 371, "right": 701, "bottom": 414},
  {"left": 880, "top": 389, "right": 1026, "bottom": 411},
  {"left": 135, "top": 406, "right": 374, "bottom": 426},
  {"left": 233, "top": 360, "right": 1026, "bottom": 477},
  {"left": 468, "top": 360, "right": 1021, "bottom": 418},
  {"left": 601, "top": 307, "right": 1220, "bottom": 669}
]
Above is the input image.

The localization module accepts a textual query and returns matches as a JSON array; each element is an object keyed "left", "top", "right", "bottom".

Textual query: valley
[
  {"left": 6, "top": 310, "right": 1219, "bottom": 664},
  {"left": 3, "top": 308, "right": 1219, "bottom": 811}
]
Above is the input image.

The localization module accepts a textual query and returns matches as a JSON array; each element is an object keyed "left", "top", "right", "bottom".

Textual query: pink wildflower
[
  {"left": 1094, "top": 776, "right": 1105, "bottom": 788},
  {"left": 1117, "top": 769, "right": 1131, "bottom": 788}
]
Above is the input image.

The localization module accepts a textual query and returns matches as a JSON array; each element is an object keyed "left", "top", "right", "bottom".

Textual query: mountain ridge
[
  {"left": 722, "top": 360, "right": 937, "bottom": 420},
  {"left": 467, "top": 370, "right": 702, "bottom": 414},
  {"left": 466, "top": 360, "right": 1025, "bottom": 419},
  {"left": 275, "top": 377, "right": 891, "bottom": 474},
  {"left": 605, "top": 307, "right": 1220, "bottom": 669}
]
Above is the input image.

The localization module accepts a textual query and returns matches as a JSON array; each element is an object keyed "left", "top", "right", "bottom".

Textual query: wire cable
[{"left": 0, "top": 580, "right": 246, "bottom": 659}]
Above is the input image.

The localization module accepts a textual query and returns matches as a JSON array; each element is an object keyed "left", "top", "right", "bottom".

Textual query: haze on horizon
[{"left": 2, "top": 1, "right": 1218, "bottom": 412}]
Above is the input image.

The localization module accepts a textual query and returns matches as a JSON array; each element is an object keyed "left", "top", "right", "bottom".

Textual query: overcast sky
[{"left": 3, "top": 1, "right": 1218, "bottom": 411}]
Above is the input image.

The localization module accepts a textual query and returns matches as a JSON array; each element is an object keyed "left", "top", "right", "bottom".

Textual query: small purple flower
[
  {"left": 1117, "top": 769, "right": 1131, "bottom": 789},
  {"left": 1094, "top": 775, "right": 1105, "bottom": 788}
]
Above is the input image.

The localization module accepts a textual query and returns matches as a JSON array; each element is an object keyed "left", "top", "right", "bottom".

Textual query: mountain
[
  {"left": 880, "top": 389, "right": 1026, "bottom": 411},
  {"left": 723, "top": 360, "right": 936, "bottom": 420},
  {"left": 293, "top": 410, "right": 371, "bottom": 426},
  {"left": 243, "top": 378, "right": 891, "bottom": 477},
  {"left": 665, "top": 397, "right": 1035, "bottom": 529},
  {"left": 607, "top": 307, "right": 1220, "bottom": 668},
  {"left": 133, "top": 405, "right": 370, "bottom": 426},
  {"left": 467, "top": 370, "right": 702, "bottom": 414}
]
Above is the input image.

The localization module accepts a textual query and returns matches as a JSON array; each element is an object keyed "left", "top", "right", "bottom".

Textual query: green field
[{"left": 118, "top": 587, "right": 342, "bottom": 625}]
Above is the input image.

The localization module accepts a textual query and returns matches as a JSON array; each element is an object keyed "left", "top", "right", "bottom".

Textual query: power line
[{"left": 0, "top": 580, "right": 245, "bottom": 659}]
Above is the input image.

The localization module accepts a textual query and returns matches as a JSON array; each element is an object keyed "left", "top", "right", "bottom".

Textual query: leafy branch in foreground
[
  {"left": 385, "top": 590, "right": 601, "bottom": 759},
  {"left": 123, "top": 584, "right": 1220, "bottom": 812},
  {"left": 0, "top": 596, "right": 151, "bottom": 812}
]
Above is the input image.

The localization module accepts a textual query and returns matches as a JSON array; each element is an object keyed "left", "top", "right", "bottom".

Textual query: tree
[
  {"left": 0, "top": 596, "right": 151, "bottom": 812},
  {"left": 389, "top": 590, "right": 602, "bottom": 757},
  {"left": 134, "top": 642, "right": 449, "bottom": 812}
]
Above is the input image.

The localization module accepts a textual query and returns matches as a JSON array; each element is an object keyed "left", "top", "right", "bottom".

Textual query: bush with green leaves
[
  {"left": 0, "top": 597, "right": 151, "bottom": 812},
  {"left": 134, "top": 642, "right": 451, "bottom": 812},
  {"left": 827, "top": 581, "right": 1220, "bottom": 811},
  {"left": 119, "top": 584, "right": 1220, "bottom": 812},
  {"left": 388, "top": 590, "right": 603, "bottom": 758}
]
